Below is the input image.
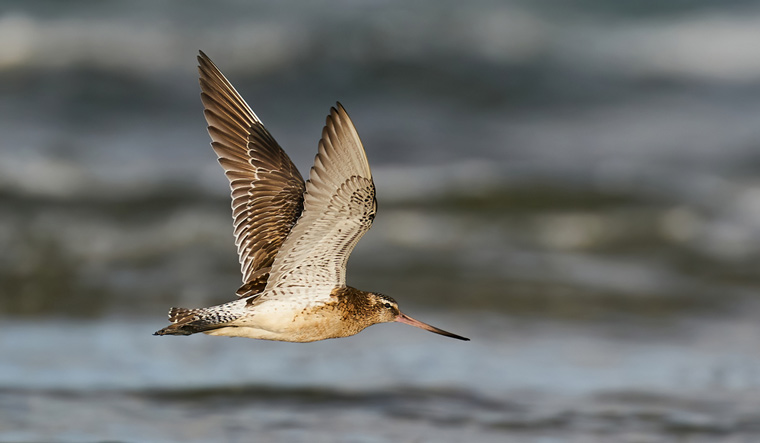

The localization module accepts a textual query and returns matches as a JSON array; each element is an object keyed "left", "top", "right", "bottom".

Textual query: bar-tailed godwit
[{"left": 154, "top": 52, "right": 468, "bottom": 342}]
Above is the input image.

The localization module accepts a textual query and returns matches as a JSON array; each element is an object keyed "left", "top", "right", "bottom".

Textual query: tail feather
[
  {"left": 153, "top": 323, "right": 196, "bottom": 336},
  {"left": 154, "top": 301, "right": 243, "bottom": 336},
  {"left": 168, "top": 306, "right": 203, "bottom": 323},
  {"left": 154, "top": 306, "right": 210, "bottom": 336}
]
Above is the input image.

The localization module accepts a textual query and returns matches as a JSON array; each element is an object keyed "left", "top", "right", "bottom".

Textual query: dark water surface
[
  {"left": 3, "top": 0, "right": 760, "bottom": 441},
  {"left": 4, "top": 315, "right": 760, "bottom": 442}
]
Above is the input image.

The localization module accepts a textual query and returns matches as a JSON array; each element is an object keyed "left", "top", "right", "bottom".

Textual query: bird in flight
[{"left": 154, "top": 51, "right": 468, "bottom": 342}]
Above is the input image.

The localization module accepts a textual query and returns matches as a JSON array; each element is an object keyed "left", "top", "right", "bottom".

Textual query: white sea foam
[
  {"left": 561, "top": 12, "right": 760, "bottom": 82},
  {"left": 3, "top": 5, "right": 760, "bottom": 83}
]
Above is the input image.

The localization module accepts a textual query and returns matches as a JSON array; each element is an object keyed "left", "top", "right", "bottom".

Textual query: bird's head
[{"left": 366, "top": 292, "right": 469, "bottom": 341}]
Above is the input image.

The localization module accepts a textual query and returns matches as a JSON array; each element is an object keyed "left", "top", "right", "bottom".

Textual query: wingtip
[
  {"left": 197, "top": 50, "right": 216, "bottom": 76},
  {"left": 326, "top": 102, "right": 353, "bottom": 131},
  {"left": 333, "top": 102, "right": 349, "bottom": 119},
  {"left": 198, "top": 49, "right": 210, "bottom": 64}
]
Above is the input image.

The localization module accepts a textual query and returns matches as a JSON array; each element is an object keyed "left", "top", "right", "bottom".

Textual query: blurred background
[{"left": 2, "top": 1, "right": 760, "bottom": 442}]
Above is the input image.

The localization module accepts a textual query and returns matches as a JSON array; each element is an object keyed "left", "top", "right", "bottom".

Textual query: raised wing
[
  {"left": 198, "top": 51, "right": 306, "bottom": 296},
  {"left": 262, "top": 103, "right": 376, "bottom": 295}
]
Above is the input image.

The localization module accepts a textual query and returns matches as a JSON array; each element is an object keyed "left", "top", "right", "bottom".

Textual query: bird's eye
[{"left": 383, "top": 302, "right": 392, "bottom": 309}]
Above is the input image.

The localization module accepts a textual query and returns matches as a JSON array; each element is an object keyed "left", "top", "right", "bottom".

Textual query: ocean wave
[{"left": 3, "top": 4, "right": 760, "bottom": 84}]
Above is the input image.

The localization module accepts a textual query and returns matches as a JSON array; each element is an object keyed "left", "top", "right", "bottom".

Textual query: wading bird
[{"left": 154, "top": 52, "right": 468, "bottom": 342}]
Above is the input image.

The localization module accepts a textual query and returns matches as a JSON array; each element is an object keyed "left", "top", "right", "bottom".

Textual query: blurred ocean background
[{"left": 2, "top": 1, "right": 760, "bottom": 442}]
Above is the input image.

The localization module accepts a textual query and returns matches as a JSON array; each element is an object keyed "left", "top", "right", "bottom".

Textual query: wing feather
[
  {"left": 198, "top": 51, "right": 306, "bottom": 297},
  {"left": 262, "top": 103, "right": 376, "bottom": 296}
]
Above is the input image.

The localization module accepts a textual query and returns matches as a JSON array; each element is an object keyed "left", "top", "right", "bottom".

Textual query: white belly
[
  {"left": 202, "top": 297, "right": 349, "bottom": 342},
  {"left": 203, "top": 326, "right": 311, "bottom": 341}
]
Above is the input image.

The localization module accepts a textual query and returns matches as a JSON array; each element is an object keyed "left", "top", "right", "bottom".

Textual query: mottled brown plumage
[
  {"left": 198, "top": 52, "right": 305, "bottom": 296},
  {"left": 154, "top": 52, "right": 469, "bottom": 342}
]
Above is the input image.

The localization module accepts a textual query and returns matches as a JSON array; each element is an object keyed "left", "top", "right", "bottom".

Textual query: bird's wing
[
  {"left": 198, "top": 51, "right": 306, "bottom": 297},
  {"left": 258, "top": 103, "right": 376, "bottom": 300}
]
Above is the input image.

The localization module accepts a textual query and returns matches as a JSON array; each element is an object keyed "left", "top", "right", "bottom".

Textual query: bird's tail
[
  {"left": 153, "top": 300, "right": 245, "bottom": 336},
  {"left": 153, "top": 307, "right": 203, "bottom": 336},
  {"left": 154, "top": 306, "right": 223, "bottom": 336}
]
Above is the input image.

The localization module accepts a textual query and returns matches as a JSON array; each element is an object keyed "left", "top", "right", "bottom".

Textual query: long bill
[{"left": 395, "top": 312, "right": 470, "bottom": 341}]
